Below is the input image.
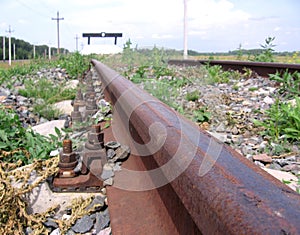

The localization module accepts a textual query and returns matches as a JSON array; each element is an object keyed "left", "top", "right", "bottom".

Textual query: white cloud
[
  {"left": 188, "top": 0, "right": 250, "bottom": 31},
  {"left": 17, "top": 19, "right": 28, "bottom": 25},
  {"left": 2, "top": 0, "right": 298, "bottom": 52},
  {"left": 274, "top": 27, "right": 281, "bottom": 31},
  {"left": 151, "top": 34, "right": 174, "bottom": 39}
]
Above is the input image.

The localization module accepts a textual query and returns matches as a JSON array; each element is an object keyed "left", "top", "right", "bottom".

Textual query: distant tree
[{"left": 0, "top": 36, "right": 69, "bottom": 60}]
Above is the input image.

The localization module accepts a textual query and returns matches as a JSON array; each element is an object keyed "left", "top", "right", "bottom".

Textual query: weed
[
  {"left": 0, "top": 105, "right": 61, "bottom": 165},
  {"left": 18, "top": 77, "right": 76, "bottom": 119},
  {"left": 248, "top": 87, "right": 259, "bottom": 92},
  {"left": 253, "top": 97, "right": 300, "bottom": 143},
  {"left": 56, "top": 52, "right": 90, "bottom": 79},
  {"left": 153, "top": 65, "right": 174, "bottom": 78},
  {"left": 269, "top": 70, "right": 300, "bottom": 98},
  {"left": 186, "top": 90, "right": 200, "bottom": 101},
  {"left": 204, "top": 64, "right": 230, "bottom": 84},
  {"left": 143, "top": 79, "right": 179, "bottom": 109},
  {"left": 242, "top": 67, "right": 254, "bottom": 79},
  {"left": 236, "top": 43, "right": 243, "bottom": 60},
  {"left": 232, "top": 84, "right": 239, "bottom": 91},
  {"left": 193, "top": 107, "right": 211, "bottom": 123},
  {"left": 253, "top": 36, "right": 276, "bottom": 62}
]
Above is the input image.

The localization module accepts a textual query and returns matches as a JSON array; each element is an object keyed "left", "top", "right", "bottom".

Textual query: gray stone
[
  {"left": 282, "top": 164, "right": 300, "bottom": 172},
  {"left": 268, "top": 162, "right": 282, "bottom": 171},
  {"left": 65, "top": 80, "right": 79, "bottom": 89},
  {"left": 85, "top": 195, "right": 105, "bottom": 212},
  {"left": 32, "top": 120, "right": 65, "bottom": 137},
  {"left": 50, "top": 228, "right": 60, "bottom": 235},
  {"left": 263, "top": 96, "right": 274, "bottom": 104},
  {"left": 215, "top": 123, "right": 226, "bottom": 132},
  {"left": 105, "top": 141, "right": 120, "bottom": 150},
  {"left": 95, "top": 212, "right": 110, "bottom": 232},
  {"left": 71, "top": 215, "right": 94, "bottom": 234},
  {"left": 115, "top": 145, "right": 130, "bottom": 160},
  {"left": 65, "top": 230, "right": 76, "bottom": 235},
  {"left": 25, "top": 227, "right": 33, "bottom": 235},
  {"left": 97, "top": 227, "right": 112, "bottom": 235},
  {"left": 252, "top": 154, "right": 272, "bottom": 163},
  {"left": 106, "top": 149, "right": 116, "bottom": 159},
  {"left": 254, "top": 161, "right": 265, "bottom": 168},
  {"left": 101, "top": 164, "right": 114, "bottom": 180},
  {"left": 207, "top": 131, "right": 227, "bottom": 143},
  {"left": 103, "top": 177, "right": 114, "bottom": 186},
  {"left": 231, "top": 126, "right": 239, "bottom": 135},
  {"left": 0, "top": 87, "right": 11, "bottom": 96},
  {"left": 54, "top": 100, "right": 73, "bottom": 116},
  {"left": 275, "top": 159, "right": 290, "bottom": 167},
  {"left": 113, "top": 162, "right": 122, "bottom": 171},
  {"left": 43, "top": 218, "right": 59, "bottom": 229}
]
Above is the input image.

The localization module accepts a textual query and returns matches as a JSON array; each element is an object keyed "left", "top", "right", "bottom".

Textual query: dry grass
[{"left": 0, "top": 60, "right": 31, "bottom": 69}]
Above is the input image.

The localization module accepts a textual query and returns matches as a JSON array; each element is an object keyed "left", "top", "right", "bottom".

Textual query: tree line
[{"left": 0, "top": 36, "right": 69, "bottom": 60}]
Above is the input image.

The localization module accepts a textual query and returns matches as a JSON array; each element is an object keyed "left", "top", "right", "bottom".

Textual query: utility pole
[
  {"left": 13, "top": 43, "right": 15, "bottom": 60},
  {"left": 6, "top": 25, "right": 14, "bottom": 66},
  {"left": 183, "top": 0, "right": 188, "bottom": 59},
  {"left": 48, "top": 44, "right": 51, "bottom": 60},
  {"left": 33, "top": 44, "right": 36, "bottom": 59},
  {"left": 52, "top": 11, "right": 64, "bottom": 55},
  {"left": 74, "top": 34, "right": 79, "bottom": 51},
  {"left": 2, "top": 36, "right": 5, "bottom": 61}
]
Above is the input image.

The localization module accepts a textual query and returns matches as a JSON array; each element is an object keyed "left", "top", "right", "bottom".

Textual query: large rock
[
  {"left": 263, "top": 168, "right": 299, "bottom": 191},
  {"left": 32, "top": 120, "right": 65, "bottom": 136},
  {"left": 53, "top": 100, "right": 73, "bottom": 116},
  {"left": 65, "top": 80, "right": 79, "bottom": 89}
]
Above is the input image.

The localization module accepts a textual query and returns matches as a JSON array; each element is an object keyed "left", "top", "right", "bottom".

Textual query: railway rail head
[{"left": 91, "top": 59, "right": 300, "bottom": 235}]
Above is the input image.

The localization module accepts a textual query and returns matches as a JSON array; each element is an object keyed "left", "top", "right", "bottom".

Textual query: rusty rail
[
  {"left": 91, "top": 59, "right": 300, "bottom": 235},
  {"left": 168, "top": 59, "right": 300, "bottom": 77}
]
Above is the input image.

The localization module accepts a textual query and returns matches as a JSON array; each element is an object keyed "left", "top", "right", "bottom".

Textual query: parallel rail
[
  {"left": 168, "top": 59, "right": 300, "bottom": 77},
  {"left": 92, "top": 59, "right": 300, "bottom": 234}
]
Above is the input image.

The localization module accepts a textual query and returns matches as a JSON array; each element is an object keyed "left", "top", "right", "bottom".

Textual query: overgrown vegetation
[
  {"left": 0, "top": 37, "right": 300, "bottom": 233},
  {"left": 0, "top": 105, "right": 63, "bottom": 165},
  {"left": 18, "top": 78, "right": 76, "bottom": 119},
  {"left": 253, "top": 71, "right": 300, "bottom": 155},
  {"left": 0, "top": 52, "right": 93, "bottom": 234},
  {"left": 269, "top": 70, "right": 300, "bottom": 98},
  {"left": 254, "top": 98, "right": 300, "bottom": 142},
  {"left": 186, "top": 90, "right": 200, "bottom": 102}
]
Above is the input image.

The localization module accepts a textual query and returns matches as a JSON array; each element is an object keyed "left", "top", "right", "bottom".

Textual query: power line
[
  {"left": 52, "top": 11, "right": 64, "bottom": 54},
  {"left": 15, "top": 0, "right": 51, "bottom": 18}
]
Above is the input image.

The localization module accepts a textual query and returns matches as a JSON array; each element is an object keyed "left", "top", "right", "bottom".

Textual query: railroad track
[
  {"left": 88, "top": 60, "right": 300, "bottom": 234},
  {"left": 48, "top": 59, "right": 300, "bottom": 234},
  {"left": 168, "top": 59, "right": 300, "bottom": 77}
]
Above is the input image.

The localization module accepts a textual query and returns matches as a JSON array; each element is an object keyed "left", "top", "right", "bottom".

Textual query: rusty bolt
[
  {"left": 59, "top": 139, "right": 77, "bottom": 167},
  {"left": 71, "top": 104, "right": 83, "bottom": 123},
  {"left": 75, "top": 88, "right": 83, "bottom": 101},
  {"left": 85, "top": 124, "right": 104, "bottom": 150}
]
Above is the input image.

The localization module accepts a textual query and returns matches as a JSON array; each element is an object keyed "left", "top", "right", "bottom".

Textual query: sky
[{"left": 0, "top": 0, "right": 299, "bottom": 53}]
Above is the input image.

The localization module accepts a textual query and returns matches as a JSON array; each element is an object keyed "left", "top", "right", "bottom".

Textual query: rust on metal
[
  {"left": 57, "top": 139, "right": 77, "bottom": 177},
  {"left": 168, "top": 59, "right": 300, "bottom": 77},
  {"left": 103, "top": 123, "right": 199, "bottom": 235},
  {"left": 51, "top": 126, "right": 105, "bottom": 191},
  {"left": 92, "top": 59, "right": 300, "bottom": 235}
]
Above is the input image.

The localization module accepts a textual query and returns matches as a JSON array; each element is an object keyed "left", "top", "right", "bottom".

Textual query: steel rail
[
  {"left": 92, "top": 59, "right": 300, "bottom": 235},
  {"left": 168, "top": 59, "right": 300, "bottom": 77}
]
